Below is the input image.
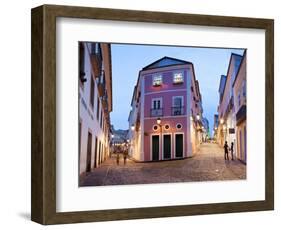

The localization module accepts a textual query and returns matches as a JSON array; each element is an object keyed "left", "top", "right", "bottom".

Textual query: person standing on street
[
  {"left": 123, "top": 152, "right": 127, "bottom": 165},
  {"left": 224, "top": 141, "right": 229, "bottom": 160},
  {"left": 230, "top": 142, "right": 234, "bottom": 160},
  {"left": 123, "top": 145, "right": 128, "bottom": 165}
]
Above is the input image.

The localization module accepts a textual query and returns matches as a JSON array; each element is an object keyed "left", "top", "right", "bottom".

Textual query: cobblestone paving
[{"left": 80, "top": 143, "right": 246, "bottom": 186}]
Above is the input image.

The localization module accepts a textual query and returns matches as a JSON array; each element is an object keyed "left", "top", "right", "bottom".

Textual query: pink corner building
[{"left": 128, "top": 57, "right": 205, "bottom": 162}]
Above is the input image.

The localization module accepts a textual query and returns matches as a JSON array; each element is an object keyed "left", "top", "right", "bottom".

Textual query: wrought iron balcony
[
  {"left": 171, "top": 106, "right": 185, "bottom": 116},
  {"left": 150, "top": 108, "right": 163, "bottom": 117},
  {"left": 236, "top": 105, "right": 246, "bottom": 125}
]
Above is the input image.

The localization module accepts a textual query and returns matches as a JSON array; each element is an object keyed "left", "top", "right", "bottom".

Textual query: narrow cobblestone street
[{"left": 80, "top": 142, "right": 246, "bottom": 186}]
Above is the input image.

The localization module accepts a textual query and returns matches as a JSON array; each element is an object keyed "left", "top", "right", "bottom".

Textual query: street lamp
[
  {"left": 220, "top": 118, "right": 224, "bottom": 124},
  {"left": 157, "top": 117, "right": 162, "bottom": 125},
  {"left": 196, "top": 114, "right": 200, "bottom": 120},
  {"left": 111, "top": 134, "right": 114, "bottom": 138},
  {"left": 131, "top": 125, "right": 135, "bottom": 131}
]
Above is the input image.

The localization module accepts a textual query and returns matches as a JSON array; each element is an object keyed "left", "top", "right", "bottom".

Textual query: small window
[
  {"left": 100, "top": 111, "right": 103, "bottom": 128},
  {"left": 173, "top": 72, "right": 184, "bottom": 84},
  {"left": 164, "top": 124, "right": 170, "bottom": 130},
  {"left": 242, "top": 80, "right": 246, "bottom": 97},
  {"left": 176, "top": 123, "right": 182, "bottom": 130},
  {"left": 152, "top": 98, "right": 162, "bottom": 109},
  {"left": 96, "top": 98, "right": 100, "bottom": 120},
  {"left": 238, "top": 92, "right": 241, "bottom": 107},
  {"left": 152, "top": 75, "right": 162, "bottom": 86},
  {"left": 79, "top": 43, "right": 86, "bottom": 84},
  {"left": 153, "top": 125, "right": 159, "bottom": 131},
  {"left": 173, "top": 96, "right": 183, "bottom": 107},
  {"left": 90, "top": 75, "right": 95, "bottom": 108}
]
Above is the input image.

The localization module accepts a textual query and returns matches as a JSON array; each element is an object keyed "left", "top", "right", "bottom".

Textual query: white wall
[
  {"left": 79, "top": 43, "right": 107, "bottom": 174},
  {"left": 0, "top": 0, "right": 280, "bottom": 229}
]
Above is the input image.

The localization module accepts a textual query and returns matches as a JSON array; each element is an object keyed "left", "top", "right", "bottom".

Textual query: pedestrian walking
[
  {"left": 224, "top": 141, "right": 229, "bottom": 160},
  {"left": 123, "top": 153, "right": 127, "bottom": 165},
  {"left": 116, "top": 153, "right": 120, "bottom": 165},
  {"left": 123, "top": 145, "right": 128, "bottom": 165},
  {"left": 230, "top": 142, "right": 234, "bottom": 160}
]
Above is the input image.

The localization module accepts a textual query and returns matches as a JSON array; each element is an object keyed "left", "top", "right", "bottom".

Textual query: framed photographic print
[{"left": 31, "top": 4, "right": 274, "bottom": 225}]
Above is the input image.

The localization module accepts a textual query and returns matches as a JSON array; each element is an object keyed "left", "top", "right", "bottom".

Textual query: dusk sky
[{"left": 110, "top": 44, "right": 245, "bottom": 135}]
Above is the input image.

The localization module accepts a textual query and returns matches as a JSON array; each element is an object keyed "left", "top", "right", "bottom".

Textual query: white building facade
[
  {"left": 79, "top": 42, "right": 112, "bottom": 177},
  {"left": 217, "top": 54, "right": 243, "bottom": 147}
]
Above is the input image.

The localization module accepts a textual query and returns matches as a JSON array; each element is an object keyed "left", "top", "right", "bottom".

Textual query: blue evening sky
[{"left": 110, "top": 44, "right": 245, "bottom": 134}]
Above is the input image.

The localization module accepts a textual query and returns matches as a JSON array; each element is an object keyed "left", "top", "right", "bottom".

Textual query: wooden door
[
  {"left": 175, "top": 134, "right": 183, "bottom": 158},
  {"left": 163, "top": 134, "right": 171, "bottom": 159},
  {"left": 152, "top": 135, "right": 159, "bottom": 161}
]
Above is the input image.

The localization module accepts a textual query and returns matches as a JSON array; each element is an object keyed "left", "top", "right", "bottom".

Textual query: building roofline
[
  {"left": 232, "top": 50, "right": 247, "bottom": 87},
  {"left": 142, "top": 56, "right": 192, "bottom": 70},
  {"left": 220, "top": 52, "right": 244, "bottom": 100},
  {"left": 218, "top": 75, "right": 227, "bottom": 93}
]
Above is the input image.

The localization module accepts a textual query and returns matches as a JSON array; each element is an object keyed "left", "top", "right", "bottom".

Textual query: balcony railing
[
  {"left": 171, "top": 106, "right": 185, "bottom": 116},
  {"left": 236, "top": 105, "right": 246, "bottom": 125},
  {"left": 150, "top": 108, "right": 163, "bottom": 117}
]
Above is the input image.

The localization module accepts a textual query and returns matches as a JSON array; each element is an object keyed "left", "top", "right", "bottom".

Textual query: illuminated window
[
  {"left": 152, "top": 75, "right": 162, "bottom": 86},
  {"left": 173, "top": 72, "right": 184, "bottom": 84}
]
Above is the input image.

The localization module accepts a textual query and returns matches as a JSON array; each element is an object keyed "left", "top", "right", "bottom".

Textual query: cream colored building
[
  {"left": 233, "top": 51, "right": 247, "bottom": 163},
  {"left": 217, "top": 53, "right": 243, "bottom": 149}
]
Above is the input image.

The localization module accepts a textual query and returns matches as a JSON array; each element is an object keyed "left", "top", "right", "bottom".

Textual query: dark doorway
[
  {"left": 152, "top": 135, "right": 159, "bottom": 161},
  {"left": 86, "top": 132, "right": 92, "bottom": 172},
  {"left": 98, "top": 141, "right": 101, "bottom": 165},
  {"left": 175, "top": 134, "right": 183, "bottom": 158},
  {"left": 94, "top": 137, "right": 98, "bottom": 168},
  {"left": 163, "top": 134, "right": 171, "bottom": 159}
]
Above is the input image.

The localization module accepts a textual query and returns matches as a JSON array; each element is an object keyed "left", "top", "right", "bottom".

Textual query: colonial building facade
[
  {"left": 79, "top": 42, "right": 112, "bottom": 176},
  {"left": 216, "top": 51, "right": 246, "bottom": 163},
  {"left": 127, "top": 57, "right": 204, "bottom": 162},
  {"left": 233, "top": 52, "right": 247, "bottom": 163}
]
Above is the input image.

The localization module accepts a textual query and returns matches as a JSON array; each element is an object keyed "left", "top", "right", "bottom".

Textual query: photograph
[
  {"left": 78, "top": 42, "right": 247, "bottom": 187},
  {"left": 30, "top": 4, "right": 274, "bottom": 224}
]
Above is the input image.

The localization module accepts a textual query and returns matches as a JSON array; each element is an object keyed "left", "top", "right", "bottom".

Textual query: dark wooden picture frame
[{"left": 31, "top": 4, "right": 274, "bottom": 225}]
